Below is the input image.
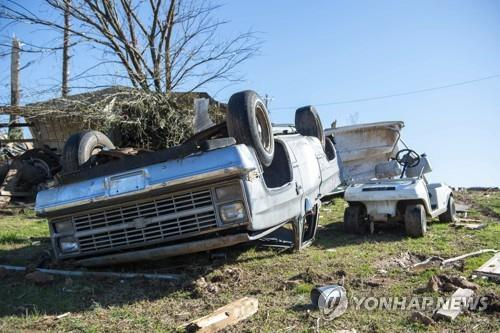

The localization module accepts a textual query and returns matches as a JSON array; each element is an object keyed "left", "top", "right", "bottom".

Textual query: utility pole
[
  {"left": 9, "top": 37, "right": 22, "bottom": 139},
  {"left": 61, "top": 0, "right": 71, "bottom": 97},
  {"left": 264, "top": 94, "right": 274, "bottom": 112}
]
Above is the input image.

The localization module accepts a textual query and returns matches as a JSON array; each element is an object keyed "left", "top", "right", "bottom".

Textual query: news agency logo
[
  {"left": 314, "top": 285, "right": 349, "bottom": 320},
  {"left": 315, "top": 291, "right": 489, "bottom": 321},
  {"left": 350, "top": 296, "right": 488, "bottom": 312}
]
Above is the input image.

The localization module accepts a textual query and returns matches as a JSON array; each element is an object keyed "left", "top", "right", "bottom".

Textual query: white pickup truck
[{"left": 36, "top": 90, "right": 342, "bottom": 265}]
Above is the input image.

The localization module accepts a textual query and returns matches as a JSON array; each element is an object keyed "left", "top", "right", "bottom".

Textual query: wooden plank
[
  {"left": 184, "top": 297, "right": 258, "bottom": 333},
  {"left": 433, "top": 288, "right": 474, "bottom": 321},
  {"left": 474, "top": 252, "right": 500, "bottom": 280},
  {"left": 451, "top": 223, "right": 487, "bottom": 230}
]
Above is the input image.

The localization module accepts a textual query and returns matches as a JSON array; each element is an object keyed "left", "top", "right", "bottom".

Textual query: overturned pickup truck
[{"left": 35, "top": 91, "right": 341, "bottom": 266}]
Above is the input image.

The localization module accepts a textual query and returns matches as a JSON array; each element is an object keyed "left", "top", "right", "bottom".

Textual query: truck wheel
[
  {"left": 343, "top": 204, "right": 367, "bottom": 234},
  {"left": 295, "top": 105, "right": 325, "bottom": 148},
  {"left": 63, "top": 131, "right": 115, "bottom": 173},
  {"left": 405, "top": 204, "right": 427, "bottom": 237},
  {"left": 293, "top": 204, "right": 320, "bottom": 251},
  {"left": 438, "top": 196, "right": 457, "bottom": 222},
  {"left": 227, "top": 90, "right": 274, "bottom": 167}
]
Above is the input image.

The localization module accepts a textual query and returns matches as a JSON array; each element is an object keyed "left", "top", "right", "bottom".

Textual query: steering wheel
[{"left": 395, "top": 149, "right": 421, "bottom": 178}]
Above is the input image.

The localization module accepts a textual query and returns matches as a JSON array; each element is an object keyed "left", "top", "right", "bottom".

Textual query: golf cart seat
[
  {"left": 375, "top": 160, "right": 401, "bottom": 179},
  {"left": 406, "top": 155, "right": 432, "bottom": 178}
]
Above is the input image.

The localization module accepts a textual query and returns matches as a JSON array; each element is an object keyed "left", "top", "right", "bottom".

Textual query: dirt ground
[{"left": 0, "top": 190, "right": 499, "bottom": 332}]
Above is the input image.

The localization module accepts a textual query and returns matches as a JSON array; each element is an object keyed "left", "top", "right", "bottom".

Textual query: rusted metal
[{"left": 77, "top": 233, "right": 250, "bottom": 266}]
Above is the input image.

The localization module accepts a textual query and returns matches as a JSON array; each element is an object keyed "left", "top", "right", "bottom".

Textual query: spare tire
[
  {"left": 295, "top": 106, "right": 325, "bottom": 148},
  {"left": 227, "top": 90, "right": 274, "bottom": 167},
  {"left": 62, "top": 131, "right": 115, "bottom": 173}
]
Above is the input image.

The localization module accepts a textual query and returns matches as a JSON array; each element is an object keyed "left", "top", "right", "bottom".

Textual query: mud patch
[{"left": 375, "top": 252, "right": 427, "bottom": 270}]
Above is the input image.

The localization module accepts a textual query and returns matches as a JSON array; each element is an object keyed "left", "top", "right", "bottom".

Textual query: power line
[{"left": 271, "top": 73, "right": 500, "bottom": 110}]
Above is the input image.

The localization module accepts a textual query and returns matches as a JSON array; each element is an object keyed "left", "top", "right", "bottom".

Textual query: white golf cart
[{"left": 326, "top": 121, "right": 456, "bottom": 237}]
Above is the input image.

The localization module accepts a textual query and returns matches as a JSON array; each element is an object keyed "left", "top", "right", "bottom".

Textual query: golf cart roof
[{"left": 327, "top": 121, "right": 404, "bottom": 184}]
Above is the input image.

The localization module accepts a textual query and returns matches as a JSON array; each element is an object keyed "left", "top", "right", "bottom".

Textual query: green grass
[{"left": 0, "top": 192, "right": 499, "bottom": 332}]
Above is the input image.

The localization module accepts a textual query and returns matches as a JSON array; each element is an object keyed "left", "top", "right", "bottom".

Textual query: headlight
[
  {"left": 215, "top": 184, "right": 240, "bottom": 202},
  {"left": 59, "top": 236, "right": 79, "bottom": 253},
  {"left": 220, "top": 201, "right": 245, "bottom": 223},
  {"left": 54, "top": 220, "right": 74, "bottom": 234}
]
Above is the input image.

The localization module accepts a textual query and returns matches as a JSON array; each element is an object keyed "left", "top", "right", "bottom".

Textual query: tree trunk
[
  {"left": 9, "top": 37, "right": 22, "bottom": 139},
  {"left": 61, "top": 0, "right": 71, "bottom": 97},
  {"left": 164, "top": 0, "right": 176, "bottom": 93}
]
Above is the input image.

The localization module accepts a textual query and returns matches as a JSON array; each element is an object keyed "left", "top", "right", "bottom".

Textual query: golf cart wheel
[
  {"left": 62, "top": 131, "right": 115, "bottom": 173},
  {"left": 343, "top": 204, "right": 368, "bottom": 234},
  {"left": 439, "top": 196, "right": 457, "bottom": 223},
  {"left": 295, "top": 105, "right": 325, "bottom": 148},
  {"left": 405, "top": 204, "right": 427, "bottom": 237},
  {"left": 227, "top": 90, "right": 274, "bottom": 167},
  {"left": 293, "top": 203, "right": 320, "bottom": 251}
]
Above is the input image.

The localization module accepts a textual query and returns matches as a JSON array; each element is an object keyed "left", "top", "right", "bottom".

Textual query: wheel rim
[{"left": 255, "top": 102, "right": 272, "bottom": 153}]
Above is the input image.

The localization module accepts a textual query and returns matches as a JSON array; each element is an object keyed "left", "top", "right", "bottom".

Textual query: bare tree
[{"left": 0, "top": 0, "right": 260, "bottom": 94}]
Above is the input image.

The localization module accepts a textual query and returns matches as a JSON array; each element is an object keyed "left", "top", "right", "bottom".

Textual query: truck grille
[{"left": 68, "top": 188, "right": 218, "bottom": 254}]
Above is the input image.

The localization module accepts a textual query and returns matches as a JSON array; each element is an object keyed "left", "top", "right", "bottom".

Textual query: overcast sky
[{"left": 1, "top": 0, "right": 499, "bottom": 187}]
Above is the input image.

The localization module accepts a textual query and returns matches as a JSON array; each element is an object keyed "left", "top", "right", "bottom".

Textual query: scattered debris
[
  {"left": 411, "top": 256, "right": 444, "bottom": 269},
  {"left": 473, "top": 252, "right": 500, "bottom": 281},
  {"left": 310, "top": 285, "right": 348, "bottom": 320},
  {"left": 281, "top": 279, "right": 301, "bottom": 291},
  {"left": 433, "top": 288, "right": 475, "bottom": 321},
  {"left": 184, "top": 297, "right": 258, "bottom": 333},
  {"left": 0, "top": 264, "right": 182, "bottom": 281},
  {"left": 210, "top": 267, "right": 243, "bottom": 284},
  {"left": 480, "top": 293, "right": 500, "bottom": 313},
  {"left": 410, "top": 249, "right": 498, "bottom": 271},
  {"left": 55, "top": 312, "right": 71, "bottom": 320},
  {"left": 377, "top": 252, "right": 426, "bottom": 270},
  {"left": 410, "top": 311, "right": 435, "bottom": 326},
  {"left": 351, "top": 277, "right": 393, "bottom": 288},
  {"left": 448, "top": 276, "right": 480, "bottom": 290},
  {"left": 450, "top": 222, "right": 486, "bottom": 230},
  {"left": 25, "top": 271, "right": 55, "bottom": 285},
  {"left": 441, "top": 249, "right": 498, "bottom": 266},
  {"left": 415, "top": 275, "right": 479, "bottom": 293},
  {"left": 194, "top": 277, "right": 219, "bottom": 295}
]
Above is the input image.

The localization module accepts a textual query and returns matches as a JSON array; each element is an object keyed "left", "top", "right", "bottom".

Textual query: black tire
[
  {"left": 17, "top": 148, "right": 62, "bottom": 186},
  {"left": 405, "top": 204, "right": 427, "bottom": 237},
  {"left": 227, "top": 90, "right": 274, "bottom": 167},
  {"left": 293, "top": 204, "right": 320, "bottom": 251},
  {"left": 439, "top": 196, "right": 457, "bottom": 223},
  {"left": 343, "top": 204, "right": 368, "bottom": 234},
  {"left": 62, "top": 131, "right": 115, "bottom": 173},
  {"left": 295, "top": 105, "right": 325, "bottom": 148},
  {"left": 324, "top": 136, "right": 336, "bottom": 161}
]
